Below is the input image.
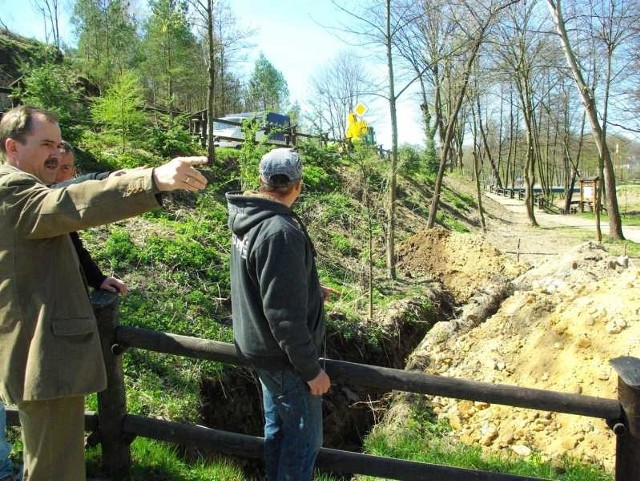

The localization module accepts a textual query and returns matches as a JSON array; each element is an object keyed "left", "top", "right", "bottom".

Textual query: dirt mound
[
  {"left": 416, "top": 241, "right": 639, "bottom": 471},
  {"left": 396, "top": 226, "right": 529, "bottom": 304},
  {"left": 377, "top": 177, "right": 638, "bottom": 473}
]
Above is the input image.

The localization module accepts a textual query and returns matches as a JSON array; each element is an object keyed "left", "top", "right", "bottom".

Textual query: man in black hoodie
[{"left": 226, "top": 148, "right": 330, "bottom": 481}]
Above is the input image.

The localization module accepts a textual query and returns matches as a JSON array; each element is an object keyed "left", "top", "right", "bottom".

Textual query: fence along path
[{"left": 6, "top": 292, "right": 640, "bottom": 480}]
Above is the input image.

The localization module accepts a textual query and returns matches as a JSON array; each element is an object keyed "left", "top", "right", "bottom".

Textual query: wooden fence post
[
  {"left": 92, "top": 291, "right": 131, "bottom": 479},
  {"left": 610, "top": 356, "right": 640, "bottom": 481}
]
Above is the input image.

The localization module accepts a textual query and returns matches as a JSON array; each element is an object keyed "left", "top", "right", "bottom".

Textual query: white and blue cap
[{"left": 259, "top": 148, "right": 303, "bottom": 187}]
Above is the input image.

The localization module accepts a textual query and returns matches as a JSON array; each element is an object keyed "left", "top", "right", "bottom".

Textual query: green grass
[
  {"left": 616, "top": 184, "right": 640, "bottom": 214},
  {"left": 576, "top": 211, "right": 640, "bottom": 226},
  {"left": 360, "top": 431, "right": 611, "bottom": 480},
  {"left": 352, "top": 404, "right": 612, "bottom": 481},
  {"left": 567, "top": 212, "right": 640, "bottom": 256},
  {"left": 86, "top": 438, "right": 246, "bottom": 480},
  {"left": 436, "top": 211, "right": 470, "bottom": 232},
  {"left": 600, "top": 237, "right": 640, "bottom": 258}
]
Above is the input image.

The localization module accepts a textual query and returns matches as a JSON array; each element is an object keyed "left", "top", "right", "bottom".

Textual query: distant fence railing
[
  {"left": 188, "top": 113, "right": 391, "bottom": 157},
  {"left": 189, "top": 113, "right": 332, "bottom": 149},
  {"left": 7, "top": 292, "right": 639, "bottom": 480},
  {"left": 488, "top": 185, "right": 566, "bottom": 214},
  {"left": 486, "top": 185, "right": 611, "bottom": 216}
]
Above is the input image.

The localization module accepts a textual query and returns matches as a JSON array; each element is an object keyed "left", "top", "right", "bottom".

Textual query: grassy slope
[{"left": 74, "top": 144, "right": 481, "bottom": 478}]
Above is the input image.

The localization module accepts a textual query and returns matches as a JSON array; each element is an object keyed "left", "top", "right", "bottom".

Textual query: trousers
[
  {"left": 258, "top": 369, "right": 323, "bottom": 481},
  {"left": 0, "top": 402, "right": 12, "bottom": 479},
  {"left": 18, "top": 396, "right": 86, "bottom": 481}
]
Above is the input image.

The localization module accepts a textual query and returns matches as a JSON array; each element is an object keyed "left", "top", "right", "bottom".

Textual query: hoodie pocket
[{"left": 51, "top": 317, "right": 96, "bottom": 336}]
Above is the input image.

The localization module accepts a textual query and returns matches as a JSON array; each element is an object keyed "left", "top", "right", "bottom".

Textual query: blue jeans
[
  {"left": 258, "top": 370, "right": 323, "bottom": 481},
  {"left": 0, "top": 402, "right": 13, "bottom": 479}
]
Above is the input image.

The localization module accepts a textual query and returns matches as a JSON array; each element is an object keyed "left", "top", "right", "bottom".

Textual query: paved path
[{"left": 485, "top": 192, "right": 640, "bottom": 243}]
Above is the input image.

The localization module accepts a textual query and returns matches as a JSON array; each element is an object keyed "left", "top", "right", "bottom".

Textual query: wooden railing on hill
[
  {"left": 189, "top": 113, "right": 330, "bottom": 149},
  {"left": 7, "top": 292, "right": 639, "bottom": 480},
  {"left": 188, "top": 112, "right": 391, "bottom": 156}
]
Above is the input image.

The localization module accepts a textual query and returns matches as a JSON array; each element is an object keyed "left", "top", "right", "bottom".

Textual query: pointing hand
[{"left": 153, "top": 157, "right": 208, "bottom": 192}]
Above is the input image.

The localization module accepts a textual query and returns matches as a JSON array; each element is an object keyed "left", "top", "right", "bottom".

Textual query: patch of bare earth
[
  {"left": 391, "top": 183, "right": 639, "bottom": 473},
  {"left": 396, "top": 226, "right": 528, "bottom": 304}
]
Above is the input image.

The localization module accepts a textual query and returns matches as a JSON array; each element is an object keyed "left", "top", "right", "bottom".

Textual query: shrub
[
  {"left": 145, "top": 116, "right": 204, "bottom": 157},
  {"left": 303, "top": 164, "right": 338, "bottom": 191}
]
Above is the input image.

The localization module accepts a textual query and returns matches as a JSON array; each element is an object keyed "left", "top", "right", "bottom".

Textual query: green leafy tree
[
  {"left": 18, "top": 61, "right": 89, "bottom": 143},
  {"left": 72, "top": 0, "right": 140, "bottom": 90},
  {"left": 246, "top": 53, "right": 289, "bottom": 112},
  {"left": 140, "top": 0, "right": 205, "bottom": 111},
  {"left": 92, "top": 71, "right": 146, "bottom": 152}
]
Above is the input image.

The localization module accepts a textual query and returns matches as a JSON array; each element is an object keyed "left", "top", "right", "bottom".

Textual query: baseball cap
[{"left": 259, "top": 148, "right": 302, "bottom": 187}]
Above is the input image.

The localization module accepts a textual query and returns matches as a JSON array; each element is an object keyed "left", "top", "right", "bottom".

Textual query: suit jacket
[{"left": 0, "top": 165, "right": 160, "bottom": 403}]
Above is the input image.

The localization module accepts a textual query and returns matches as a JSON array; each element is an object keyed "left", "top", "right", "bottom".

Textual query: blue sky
[{"left": 0, "top": 0, "right": 425, "bottom": 147}]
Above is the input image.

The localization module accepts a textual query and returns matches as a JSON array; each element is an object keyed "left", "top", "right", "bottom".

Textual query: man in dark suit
[{"left": 55, "top": 140, "right": 127, "bottom": 294}]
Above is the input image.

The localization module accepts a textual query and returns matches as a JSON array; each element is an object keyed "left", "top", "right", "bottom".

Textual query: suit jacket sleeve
[{"left": 1, "top": 168, "right": 161, "bottom": 239}]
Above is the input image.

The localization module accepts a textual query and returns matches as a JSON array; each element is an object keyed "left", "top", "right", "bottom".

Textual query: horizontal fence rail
[
  {"left": 123, "top": 414, "right": 546, "bottom": 481},
  {"left": 5, "top": 408, "right": 98, "bottom": 432},
  {"left": 116, "top": 325, "right": 622, "bottom": 421}
]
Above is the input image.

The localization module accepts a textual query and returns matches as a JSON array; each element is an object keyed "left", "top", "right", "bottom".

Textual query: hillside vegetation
[{"left": 76, "top": 140, "right": 473, "bottom": 414}]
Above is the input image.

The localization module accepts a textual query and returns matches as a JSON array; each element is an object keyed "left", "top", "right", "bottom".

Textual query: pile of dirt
[
  {"left": 396, "top": 226, "right": 529, "bottom": 304},
  {"left": 400, "top": 232, "right": 639, "bottom": 471}
]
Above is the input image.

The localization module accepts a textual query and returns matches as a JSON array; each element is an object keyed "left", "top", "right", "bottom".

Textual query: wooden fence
[
  {"left": 189, "top": 112, "right": 332, "bottom": 149},
  {"left": 7, "top": 292, "right": 640, "bottom": 480},
  {"left": 188, "top": 112, "right": 390, "bottom": 156},
  {"left": 488, "top": 186, "right": 560, "bottom": 213},
  {"left": 487, "top": 185, "right": 604, "bottom": 215}
]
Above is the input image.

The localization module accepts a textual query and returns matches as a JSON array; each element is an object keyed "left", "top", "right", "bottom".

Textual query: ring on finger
[{"left": 185, "top": 177, "right": 190, "bottom": 184}]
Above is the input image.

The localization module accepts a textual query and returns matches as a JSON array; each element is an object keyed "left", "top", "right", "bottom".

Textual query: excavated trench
[
  {"left": 198, "top": 286, "right": 456, "bottom": 478},
  {"left": 195, "top": 228, "right": 524, "bottom": 478}
]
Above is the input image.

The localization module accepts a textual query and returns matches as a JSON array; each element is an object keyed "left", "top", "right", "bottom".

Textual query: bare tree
[
  {"left": 393, "top": 0, "right": 456, "bottom": 174},
  {"left": 308, "top": 51, "right": 375, "bottom": 140},
  {"left": 329, "top": 0, "right": 421, "bottom": 280},
  {"left": 469, "top": 69, "right": 487, "bottom": 232},
  {"left": 189, "top": 0, "right": 253, "bottom": 163},
  {"left": 547, "top": 0, "right": 627, "bottom": 239},
  {"left": 426, "top": 0, "right": 518, "bottom": 229},
  {"left": 32, "top": 0, "right": 61, "bottom": 48},
  {"left": 210, "top": 2, "right": 253, "bottom": 114},
  {"left": 490, "top": 0, "right": 558, "bottom": 227},
  {"left": 193, "top": 0, "right": 217, "bottom": 164}
]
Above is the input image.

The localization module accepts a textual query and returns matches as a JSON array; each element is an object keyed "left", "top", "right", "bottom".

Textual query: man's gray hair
[{"left": 60, "top": 140, "right": 75, "bottom": 157}]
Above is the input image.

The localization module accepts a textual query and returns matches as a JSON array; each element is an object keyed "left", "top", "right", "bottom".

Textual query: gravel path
[{"left": 486, "top": 192, "right": 640, "bottom": 243}]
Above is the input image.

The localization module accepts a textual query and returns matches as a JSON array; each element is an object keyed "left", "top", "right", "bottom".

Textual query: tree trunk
[
  {"left": 547, "top": 0, "right": 624, "bottom": 239},
  {"left": 206, "top": 0, "right": 216, "bottom": 165},
  {"left": 427, "top": 29, "right": 486, "bottom": 229},
  {"left": 524, "top": 134, "right": 538, "bottom": 226},
  {"left": 477, "top": 94, "right": 501, "bottom": 189},
  {"left": 385, "top": 0, "right": 398, "bottom": 280}
]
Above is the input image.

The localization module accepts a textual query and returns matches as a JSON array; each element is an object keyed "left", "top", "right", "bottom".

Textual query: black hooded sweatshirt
[{"left": 226, "top": 190, "right": 325, "bottom": 381}]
